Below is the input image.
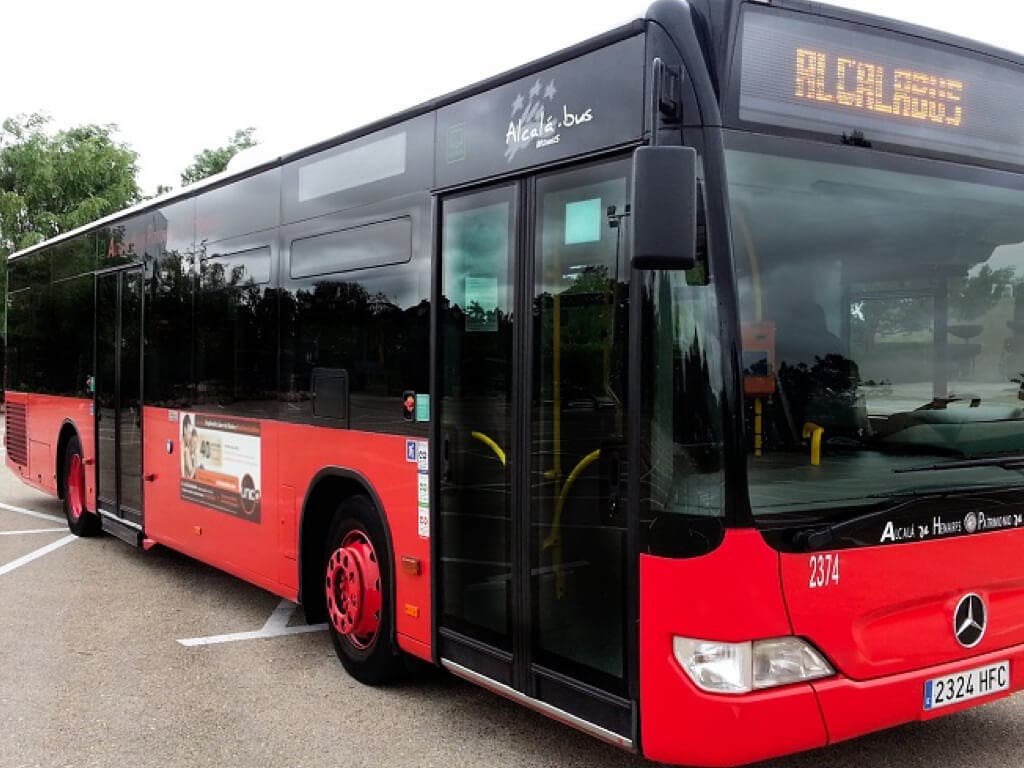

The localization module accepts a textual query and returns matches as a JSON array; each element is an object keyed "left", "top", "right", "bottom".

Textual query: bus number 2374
[{"left": 809, "top": 553, "right": 840, "bottom": 589}]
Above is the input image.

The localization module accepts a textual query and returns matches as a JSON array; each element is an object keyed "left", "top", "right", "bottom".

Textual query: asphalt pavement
[{"left": 1, "top": 458, "right": 1022, "bottom": 768}]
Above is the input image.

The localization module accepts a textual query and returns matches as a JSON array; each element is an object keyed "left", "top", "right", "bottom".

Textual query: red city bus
[{"left": 7, "top": 1, "right": 1024, "bottom": 764}]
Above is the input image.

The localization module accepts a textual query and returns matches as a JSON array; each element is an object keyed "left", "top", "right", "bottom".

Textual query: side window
[
  {"left": 6, "top": 288, "right": 33, "bottom": 393},
  {"left": 99, "top": 216, "right": 147, "bottom": 267},
  {"left": 145, "top": 200, "right": 195, "bottom": 408},
  {"left": 195, "top": 170, "right": 280, "bottom": 244},
  {"left": 46, "top": 274, "right": 94, "bottom": 397},
  {"left": 7, "top": 251, "right": 51, "bottom": 392},
  {"left": 291, "top": 218, "right": 412, "bottom": 278},
  {"left": 194, "top": 243, "right": 276, "bottom": 416},
  {"left": 50, "top": 236, "right": 96, "bottom": 281},
  {"left": 686, "top": 180, "right": 710, "bottom": 286},
  {"left": 642, "top": 161, "right": 726, "bottom": 556},
  {"left": 280, "top": 214, "right": 428, "bottom": 434}
]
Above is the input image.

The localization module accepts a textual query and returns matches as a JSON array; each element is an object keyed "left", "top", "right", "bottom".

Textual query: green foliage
[
  {"left": 0, "top": 114, "right": 140, "bottom": 256},
  {"left": 180, "top": 128, "right": 257, "bottom": 186},
  {"left": 951, "top": 265, "right": 1015, "bottom": 321}
]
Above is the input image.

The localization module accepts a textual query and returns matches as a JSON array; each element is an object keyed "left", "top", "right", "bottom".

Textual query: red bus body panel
[
  {"left": 141, "top": 407, "right": 432, "bottom": 660},
  {"left": 4, "top": 392, "right": 96, "bottom": 510},
  {"left": 6, "top": 397, "right": 430, "bottom": 662},
  {"left": 641, "top": 527, "right": 1024, "bottom": 766},
  {"left": 812, "top": 642, "right": 1024, "bottom": 744},
  {"left": 780, "top": 528, "right": 1024, "bottom": 681},
  {"left": 640, "top": 530, "right": 828, "bottom": 766}
]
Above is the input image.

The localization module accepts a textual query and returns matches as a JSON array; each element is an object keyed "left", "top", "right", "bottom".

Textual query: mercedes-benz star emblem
[{"left": 954, "top": 594, "right": 987, "bottom": 648}]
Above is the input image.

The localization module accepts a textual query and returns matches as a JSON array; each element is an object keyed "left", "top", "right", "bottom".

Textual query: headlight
[{"left": 673, "top": 635, "right": 834, "bottom": 694}]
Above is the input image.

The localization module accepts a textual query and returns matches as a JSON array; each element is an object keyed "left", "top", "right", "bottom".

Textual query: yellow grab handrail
[
  {"left": 470, "top": 431, "right": 506, "bottom": 466},
  {"left": 543, "top": 448, "right": 601, "bottom": 598}
]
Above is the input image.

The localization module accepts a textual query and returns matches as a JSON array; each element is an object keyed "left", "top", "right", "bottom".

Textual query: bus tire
[
  {"left": 62, "top": 436, "right": 100, "bottom": 537},
  {"left": 324, "top": 494, "right": 403, "bottom": 685}
]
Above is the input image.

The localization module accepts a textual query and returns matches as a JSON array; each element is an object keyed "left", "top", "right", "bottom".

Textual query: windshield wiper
[
  {"left": 795, "top": 483, "right": 1024, "bottom": 549},
  {"left": 894, "top": 455, "right": 1024, "bottom": 474},
  {"left": 796, "top": 496, "right": 918, "bottom": 549}
]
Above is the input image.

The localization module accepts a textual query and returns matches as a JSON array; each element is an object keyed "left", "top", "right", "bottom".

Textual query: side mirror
[{"left": 630, "top": 145, "right": 697, "bottom": 271}]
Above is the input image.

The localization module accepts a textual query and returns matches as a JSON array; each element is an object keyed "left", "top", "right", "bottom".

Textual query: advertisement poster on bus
[{"left": 179, "top": 412, "right": 262, "bottom": 523}]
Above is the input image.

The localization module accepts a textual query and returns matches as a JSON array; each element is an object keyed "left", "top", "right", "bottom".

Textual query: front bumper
[
  {"left": 812, "top": 642, "right": 1024, "bottom": 745},
  {"left": 642, "top": 640, "right": 1024, "bottom": 766}
]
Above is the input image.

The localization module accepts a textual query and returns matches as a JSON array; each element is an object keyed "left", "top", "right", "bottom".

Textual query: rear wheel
[
  {"left": 324, "top": 495, "right": 404, "bottom": 685},
  {"left": 62, "top": 436, "right": 100, "bottom": 537}
]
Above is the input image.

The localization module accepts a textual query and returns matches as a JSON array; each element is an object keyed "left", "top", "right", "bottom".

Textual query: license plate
[{"left": 923, "top": 661, "right": 1010, "bottom": 710}]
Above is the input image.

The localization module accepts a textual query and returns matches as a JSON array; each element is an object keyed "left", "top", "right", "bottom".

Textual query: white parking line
[
  {"left": 0, "top": 501, "right": 65, "bottom": 524},
  {"left": 0, "top": 535, "right": 76, "bottom": 577},
  {"left": 177, "top": 598, "right": 328, "bottom": 647},
  {"left": 0, "top": 527, "right": 67, "bottom": 536}
]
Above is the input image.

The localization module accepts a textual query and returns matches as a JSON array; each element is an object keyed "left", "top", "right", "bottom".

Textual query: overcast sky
[{"left": 2, "top": 0, "right": 1021, "bottom": 195}]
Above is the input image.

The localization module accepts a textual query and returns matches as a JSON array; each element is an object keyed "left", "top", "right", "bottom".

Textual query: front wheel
[
  {"left": 324, "top": 495, "right": 404, "bottom": 685},
  {"left": 62, "top": 436, "right": 100, "bottom": 537}
]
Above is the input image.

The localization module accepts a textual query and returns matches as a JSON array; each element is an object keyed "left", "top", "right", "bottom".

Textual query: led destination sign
[
  {"left": 794, "top": 49, "right": 963, "bottom": 127},
  {"left": 738, "top": 6, "right": 1024, "bottom": 166}
]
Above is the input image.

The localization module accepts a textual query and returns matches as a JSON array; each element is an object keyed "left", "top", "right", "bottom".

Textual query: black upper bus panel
[{"left": 435, "top": 36, "right": 646, "bottom": 188}]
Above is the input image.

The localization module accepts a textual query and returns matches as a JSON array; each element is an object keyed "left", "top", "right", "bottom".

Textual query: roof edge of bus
[{"left": 7, "top": 16, "right": 647, "bottom": 263}]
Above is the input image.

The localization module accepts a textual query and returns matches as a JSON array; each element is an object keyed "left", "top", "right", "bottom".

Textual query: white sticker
[
  {"left": 418, "top": 506, "right": 430, "bottom": 538},
  {"left": 808, "top": 553, "right": 840, "bottom": 589},
  {"left": 417, "top": 475, "right": 430, "bottom": 505},
  {"left": 416, "top": 441, "right": 429, "bottom": 473}
]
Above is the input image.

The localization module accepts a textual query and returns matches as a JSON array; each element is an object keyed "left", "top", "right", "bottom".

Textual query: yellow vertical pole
[
  {"left": 802, "top": 422, "right": 824, "bottom": 466},
  {"left": 553, "top": 293, "right": 562, "bottom": 481},
  {"left": 754, "top": 398, "right": 763, "bottom": 457}
]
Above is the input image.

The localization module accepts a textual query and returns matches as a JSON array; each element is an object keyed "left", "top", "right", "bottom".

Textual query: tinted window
[
  {"left": 196, "top": 169, "right": 280, "bottom": 245},
  {"left": 290, "top": 218, "right": 412, "bottom": 279},
  {"left": 8, "top": 251, "right": 50, "bottom": 292},
  {"left": 7, "top": 258, "right": 32, "bottom": 294},
  {"left": 43, "top": 275, "right": 94, "bottom": 397},
  {"left": 280, "top": 208, "right": 429, "bottom": 434},
  {"left": 6, "top": 252, "right": 50, "bottom": 392},
  {"left": 145, "top": 200, "right": 195, "bottom": 408},
  {"left": 194, "top": 239, "right": 277, "bottom": 417},
  {"left": 6, "top": 289, "right": 34, "bottom": 392},
  {"left": 204, "top": 246, "right": 271, "bottom": 286},
  {"left": 99, "top": 215, "right": 148, "bottom": 267},
  {"left": 50, "top": 235, "right": 95, "bottom": 281}
]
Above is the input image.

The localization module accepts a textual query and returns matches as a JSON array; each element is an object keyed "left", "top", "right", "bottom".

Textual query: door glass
[
  {"left": 96, "top": 273, "right": 118, "bottom": 511},
  {"left": 531, "top": 159, "right": 631, "bottom": 692},
  {"left": 119, "top": 269, "right": 144, "bottom": 515},
  {"left": 439, "top": 187, "right": 516, "bottom": 648}
]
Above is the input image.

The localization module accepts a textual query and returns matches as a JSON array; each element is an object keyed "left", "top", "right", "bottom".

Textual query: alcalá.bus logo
[{"left": 505, "top": 78, "right": 594, "bottom": 162}]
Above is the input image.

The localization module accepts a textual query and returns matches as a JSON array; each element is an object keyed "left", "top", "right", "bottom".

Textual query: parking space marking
[
  {"left": 0, "top": 527, "right": 67, "bottom": 536},
  {"left": 0, "top": 534, "right": 76, "bottom": 577},
  {"left": 177, "top": 598, "right": 328, "bottom": 647},
  {"left": 0, "top": 501, "right": 65, "bottom": 524}
]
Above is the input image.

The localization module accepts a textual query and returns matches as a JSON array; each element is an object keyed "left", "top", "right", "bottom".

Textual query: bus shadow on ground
[{"left": 757, "top": 703, "right": 1018, "bottom": 768}]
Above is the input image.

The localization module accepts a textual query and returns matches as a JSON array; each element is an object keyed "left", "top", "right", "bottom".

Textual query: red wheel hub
[
  {"left": 67, "top": 454, "right": 85, "bottom": 521},
  {"left": 325, "top": 530, "right": 382, "bottom": 649}
]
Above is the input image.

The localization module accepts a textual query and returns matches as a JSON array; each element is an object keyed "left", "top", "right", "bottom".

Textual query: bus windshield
[{"left": 727, "top": 135, "right": 1024, "bottom": 517}]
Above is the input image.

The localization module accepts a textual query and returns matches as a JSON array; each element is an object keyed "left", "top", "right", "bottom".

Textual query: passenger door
[
  {"left": 95, "top": 266, "right": 145, "bottom": 531},
  {"left": 437, "top": 156, "right": 634, "bottom": 742}
]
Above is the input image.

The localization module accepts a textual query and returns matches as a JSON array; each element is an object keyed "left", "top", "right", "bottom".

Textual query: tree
[
  {"left": 180, "top": 128, "right": 257, "bottom": 186},
  {"left": 0, "top": 114, "right": 140, "bottom": 255},
  {"left": 951, "top": 265, "right": 1015, "bottom": 322}
]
